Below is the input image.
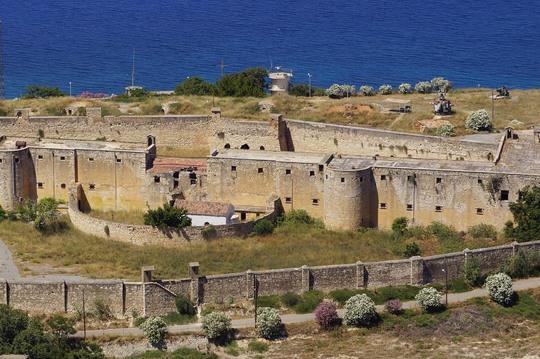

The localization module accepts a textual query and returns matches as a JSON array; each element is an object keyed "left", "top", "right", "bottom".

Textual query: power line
[{"left": 0, "top": 20, "right": 5, "bottom": 99}]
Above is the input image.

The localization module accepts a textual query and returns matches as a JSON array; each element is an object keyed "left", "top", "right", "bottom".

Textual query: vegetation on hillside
[
  {"left": 143, "top": 204, "right": 192, "bottom": 230},
  {"left": 23, "top": 85, "right": 65, "bottom": 99}
]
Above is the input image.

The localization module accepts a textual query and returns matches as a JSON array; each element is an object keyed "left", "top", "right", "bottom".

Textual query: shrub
[
  {"left": 140, "top": 316, "right": 167, "bottom": 348},
  {"left": 465, "top": 109, "right": 492, "bottom": 132},
  {"left": 403, "top": 242, "right": 421, "bottom": 258},
  {"left": 485, "top": 273, "right": 514, "bottom": 306},
  {"left": 278, "top": 209, "right": 324, "bottom": 228},
  {"left": 175, "top": 76, "right": 216, "bottom": 96},
  {"left": 253, "top": 219, "right": 274, "bottom": 235},
  {"left": 18, "top": 198, "right": 62, "bottom": 232},
  {"left": 294, "top": 291, "right": 324, "bottom": 313},
  {"left": 257, "top": 295, "right": 280, "bottom": 308},
  {"left": 508, "top": 185, "right": 540, "bottom": 242},
  {"left": 201, "top": 225, "right": 217, "bottom": 239},
  {"left": 175, "top": 295, "right": 196, "bottom": 316},
  {"left": 398, "top": 83, "right": 413, "bottom": 94},
  {"left": 202, "top": 312, "right": 231, "bottom": 340},
  {"left": 325, "top": 84, "right": 356, "bottom": 99},
  {"left": 436, "top": 123, "right": 455, "bottom": 137},
  {"left": 468, "top": 224, "right": 497, "bottom": 240},
  {"left": 501, "top": 250, "right": 540, "bottom": 278},
  {"left": 392, "top": 217, "right": 408, "bottom": 238},
  {"left": 415, "top": 81, "right": 433, "bottom": 94},
  {"left": 248, "top": 340, "right": 269, "bottom": 353},
  {"left": 359, "top": 85, "right": 375, "bottom": 96},
  {"left": 216, "top": 67, "right": 268, "bottom": 97},
  {"left": 343, "top": 294, "right": 378, "bottom": 327},
  {"left": 255, "top": 307, "right": 282, "bottom": 339},
  {"left": 378, "top": 84, "right": 393, "bottom": 95},
  {"left": 280, "top": 292, "right": 300, "bottom": 308},
  {"left": 144, "top": 203, "right": 192, "bottom": 230},
  {"left": 23, "top": 85, "right": 65, "bottom": 98},
  {"left": 464, "top": 256, "right": 483, "bottom": 287},
  {"left": 314, "top": 301, "right": 340, "bottom": 330},
  {"left": 289, "top": 84, "right": 325, "bottom": 97},
  {"left": 0, "top": 205, "right": 5, "bottom": 221},
  {"left": 94, "top": 299, "right": 113, "bottom": 321},
  {"left": 415, "top": 287, "right": 442, "bottom": 312},
  {"left": 431, "top": 77, "right": 452, "bottom": 92},
  {"left": 385, "top": 299, "right": 402, "bottom": 315}
]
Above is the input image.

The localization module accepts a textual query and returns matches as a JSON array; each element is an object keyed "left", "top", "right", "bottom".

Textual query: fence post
[
  {"left": 301, "top": 265, "right": 311, "bottom": 293},
  {"left": 188, "top": 262, "right": 200, "bottom": 305},
  {"left": 511, "top": 241, "right": 519, "bottom": 256},
  {"left": 356, "top": 261, "right": 365, "bottom": 288},
  {"left": 246, "top": 270, "right": 255, "bottom": 299},
  {"left": 410, "top": 256, "right": 424, "bottom": 285}
]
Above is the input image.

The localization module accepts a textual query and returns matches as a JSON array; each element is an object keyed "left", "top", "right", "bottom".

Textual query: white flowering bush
[
  {"left": 256, "top": 307, "right": 282, "bottom": 339},
  {"left": 398, "top": 83, "right": 413, "bottom": 94},
  {"left": 342, "top": 84, "right": 356, "bottom": 97},
  {"left": 415, "top": 81, "right": 433, "bottom": 94},
  {"left": 485, "top": 273, "right": 514, "bottom": 306},
  {"left": 465, "top": 109, "right": 492, "bottom": 132},
  {"left": 325, "top": 84, "right": 355, "bottom": 98},
  {"left": 359, "top": 85, "right": 375, "bottom": 96},
  {"left": 431, "top": 77, "right": 452, "bottom": 92},
  {"left": 378, "top": 84, "right": 393, "bottom": 95},
  {"left": 415, "top": 287, "right": 442, "bottom": 312},
  {"left": 140, "top": 316, "right": 167, "bottom": 348},
  {"left": 343, "top": 294, "right": 378, "bottom": 327},
  {"left": 202, "top": 312, "right": 232, "bottom": 340},
  {"left": 437, "top": 123, "right": 455, "bottom": 137}
]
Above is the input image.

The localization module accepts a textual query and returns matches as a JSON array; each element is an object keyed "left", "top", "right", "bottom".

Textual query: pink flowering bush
[{"left": 314, "top": 301, "right": 340, "bottom": 330}]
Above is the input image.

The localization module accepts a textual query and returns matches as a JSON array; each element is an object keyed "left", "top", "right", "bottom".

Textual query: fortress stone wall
[{"left": 0, "top": 240, "right": 538, "bottom": 317}]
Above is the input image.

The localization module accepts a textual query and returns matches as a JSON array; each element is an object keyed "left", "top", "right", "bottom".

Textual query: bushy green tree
[
  {"left": 253, "top": 219, "right": 274, "bottom": 235},
  {"left": 392, "top": 217, "right": 408, "bottom": 238},
  {"left": 144, "top": 203, "right": 192, "bottom": 230},
  {"left": 398, "top": 83, "right": 413, "bottom": 94},
  {"left": 23, "top": 85, "right": 65, "bottom": 99},
  {"left": 175, "top": 77, "right": 216, "bottom": 96},
  {"left": 175, "top": 295, "right": 196, "bottom": 316},
  {"left": 255, "top": 307, "right": 282, "bottom": 339},
  {"left": 436, "top": 123, "right": 455, "bottom": 137},
  {"left": 378, "top": 84, "right": 393, "bottom": 95},
  {"left": 202, "top": 312, "right": 231, "bottom": 341},
  {"left": 431, "top": 77, "right": 452, "bottom": 92},
  {"left": 465, "top": 109, "right": 492, "bottom": 132},
  {"left": 216, "top": 68, "right": 268, "bottom": 97},
  {"left": 403, "top": 242, "right": 421, "bottom": 258},
  {"left": 415, "top": 81, "right": 432, "bottom": 94},
  {"left": 140, "top": 316, "right": 167, "bottom": 349},
  {"left": 17, "top": 198, "right": 62, "bottom": 232},
  {"left": 507, "top": 185, "right": 540, "bottom": 242},
  {"left": 359, "top": 85, "right": 375, "bottom": 96},
  {"left": 289, "top": 84, "right": 325, "bottom": 97},
  {"left": 278, "top": 209, "right": 324, "bottom": 228}
]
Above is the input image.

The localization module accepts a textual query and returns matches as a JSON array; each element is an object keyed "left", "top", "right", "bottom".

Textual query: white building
[
  {"left": 174, "top": 200, "right": 237, "bottom": 226},
  {"left": 268, "top": 67, "right": 293, "bottom": 94}
]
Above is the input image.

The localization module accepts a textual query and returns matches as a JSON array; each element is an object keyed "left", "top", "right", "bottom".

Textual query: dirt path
[{"left": 76, "top": 276, "right": 540, "bottom": 339}]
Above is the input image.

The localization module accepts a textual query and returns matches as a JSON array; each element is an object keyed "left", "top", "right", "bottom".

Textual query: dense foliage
[
  {"left": 278, "top": 209, "right": 324, "bottom": 228},
  {"left": 202, "top": 312, "right": 231, "bottom": 340},
  {"left": 255, "top": 307, "right": 282, "bottom": 339},
  {"left": 431, "top": 77, "right": 452, "bottom": 92},
  {"left": 464, "top": 256, "right": 483, "bottom": 287},
  {"left": 175, "top": 295, "right": 196, "bottom": 316},
  {"left": 216, "top": 68, "right": 268, "bottom": 97},
  {"left": 403, "top": 242, "right": 421, "bottom": 257},
  {"left": 314, "top": 301, "right": 340, "bottom": 330},
  {"left": 507, "top": 186, "right": 540, "bottom": 242},
  {"left": 465, "top": 109, "right": 492, "bottom": 132},
  {"left": 289, "top": 84, "right": 325, "bottom": 97},
  {"left": 343, "top": 294, "right": 378, "bottom": 327},
  {"left": 144, "top": 204, "right": 192, "bottom": 230},
  {"left": 415, "top": 81, "right": 433, "bottom": 94},
  {"left": 140, "top": 316, "right": 167, "bottom": 348},
  {"left": 500, "top": 250, "right": 540, "bottom": 278},
  {"left": 398, "top": 83, "right": 413, "bottom": 94},
  {"left": 378, "top": 84, "right": 393, "bottom": 95},
  {"left": 485, "top": 273, "right": 514, "bottom": 306},
  {"left": 436, "top": 123, "right": 455, "bottom": 137},
  {"left": 359, "top": 85, "right": 375, "bottom": 96},
  {"left": 175, "top": 77, "right": 216, "bottom": 96},
  {"left": 17, "top": 198, "right": 62, "bottom": 232},
  {"left": 325, "top": 84, "right": 356, "bottom": 99},
  {"left": 415, "top": 287, "right": 442, "bottom": 312},
  {"left": 253, "top": 219, "right": 274, "bottom": 235},
  {"left": 0, "top": 305, "right": 103, "bottom": 358},
  {"left": 23, "top": 85, "right": 65, "bottom": 99}
]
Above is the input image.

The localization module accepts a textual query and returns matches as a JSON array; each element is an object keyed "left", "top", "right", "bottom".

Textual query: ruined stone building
[{"left": 0, "top": 107, "right": 538, "bottom": 232}]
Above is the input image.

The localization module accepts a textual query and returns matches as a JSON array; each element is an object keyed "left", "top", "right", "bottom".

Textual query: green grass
[
  {"left": 329, "top": 285, "right": 420, "bottom": 305},
  {"left": 126, "top": 348, "right": 218, "bottom": 359},
  {"left": 248, "top": 340, "right": 269, "bottom": 353}
]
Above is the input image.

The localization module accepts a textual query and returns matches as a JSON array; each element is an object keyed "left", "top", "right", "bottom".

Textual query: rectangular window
[
  {"left": 60, "top": 156, "right": 66, "bottom": 161},
  {"left": 0, "top": 159, "right": 3, "bottom": 163},
  {"left": 37, "top": 182, "right": 43, "bottom": 189},
  {"left": 37, "top": 155, "right": 43, "bottom": 160},
  {"left": 190, "top": 179, "right": 197, "bottom": 185},
  {"left": 380, "top": 175, "right": 387, "bottom": 180},
  {"left": 360, "top": 176, "right": 364, "bottom": 182},
  {"left": 341, "top": 177, "right": 345, "bottom": 183},
  {"left": 154, "top": 176, "right": 160, "bottom": 183},
  {"left": 89, "top": 184, "right": 96, "bottom": 190},
  {"left": 380, "top": 203, "right": 387, "bottom": 209},
  {"left": 312, "top": 199, "right": 319, "bottom": 205},
  {"left": 240, "top": 212, "right": 247, "bottom": 221},
  {"left": 116, "top": 158, "right": 122, "bottom": 163},
  {"left": 500, "top": 190, "right": 509, "bottom": 201},
  {"left": 318, "top": 165, "right": 324, "bottom": 172},
  {"left": 435, "top": 205, "right": 443, "bottom": 212},
  {"left": 14, "top": 158, "right": 19, "bottom": 163},
  {"left": 436, "top": 177, "right": 442, "bottom": 184},
  {"left": 407, "top": 175, "right": 414, "bottom": 182},
  {"left": 476, "top": 208, "right": 484, "bottom": 215},
  {"left": 478, "top": 179, "right": 483, "bottom": 185},
  {"left": 60, "top": 183, "right": 66, "bottom": 189},
  {"left": 406, "top": 204, "right": 413, "bottom": 211},
  {"left": 258, "top": 168, "right": 264, "bottom": 174},
  {"left": 309, "top": 170, "right": 315, "bottom": 176},
  {"left": 89, "top": 158, "right": 94, "bottom": 162},
  {"left": 173, "top": 180, "right": 179, "bottom": 189},
  {"left": 231, "top": 166, "right": 237, "bottom": 172},
  {"left": 285, "top": 169, "right": 291, "bottom": 175},
  {"left": 285, "top": 197, "right": 292, "bottom": 204}
]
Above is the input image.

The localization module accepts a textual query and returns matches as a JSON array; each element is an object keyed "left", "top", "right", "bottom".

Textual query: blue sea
[{"left": 1, "top": 0, "right": 539, "bottom": 98}]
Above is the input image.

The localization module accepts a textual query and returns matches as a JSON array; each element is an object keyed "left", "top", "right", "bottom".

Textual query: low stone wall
[
  {"left": 67, "top": 186, "right": 280, "bottom": 245},
  {"left": 0, "top": 241, "right": 538, "bottom": 317}
]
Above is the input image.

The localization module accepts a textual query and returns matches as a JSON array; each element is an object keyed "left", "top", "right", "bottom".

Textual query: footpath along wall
[{"left": 0, "top": 240, "right": 538, "bottom": 317}]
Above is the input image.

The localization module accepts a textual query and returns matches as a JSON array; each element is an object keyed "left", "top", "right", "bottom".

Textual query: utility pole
[
  {"left": 69, "top": 81, "right": 72, "bottom": 97},
  {"left": 0, "top": 20, "right": 5, "bottom": 99},
  {"left": 307, "top": 73, "right": 312, "bottom": 97},
  {"left": 216, "top": 58, "right": 229, "bottom": 78},
  {"left": 253, "top": 278, "right": 260, "bottom": 327}
]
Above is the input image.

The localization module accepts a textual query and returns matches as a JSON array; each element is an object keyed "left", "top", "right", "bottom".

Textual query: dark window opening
[
  {"left": 478, "top": 179, "right": 483, "bottom": 185},
  {"left": 259, "top": 146, "right": 265, "bottom": 150},
  {"left": 37, "top": 155, "right": 43, "bottom": 160},
  {"left": 436, "top": 177, "right": 442, "bottom": 184},
  {"left": 154, "top": 176, "right": 160, "bottom": 183},
  {"left": 89, "top": 184, "right": 95, "bottom": 190},
  {"left": 224, "top": 143, "right": 231, "bottom": 149},
  {"left": 89, "top": 158, "right": 94, "bottom": 161},
  {"left": 60, "top": 183, "right": 66, "bottom": 189},
  {"left": 147, "top": 135, "right": 156, "bottom": 147},
  {"left": 380, "top": 203, "right": 387, "bottom": 209},
  {"left": 14, "top": 158, "right": 19, "bottom": 163},
  {"left": 319, "top": 165, "right": 324, "bottom": 172},
  {"left": 285, "top": 169, "right": 291, "bottom": 175},
  {"left": 285, "top": 197, "right": 292, "bottom": 204},
  {"left": 407, "top": 204, "right": 413, "bottom": 211},
  {"left": 309, "top": 170, "right": 315, "bottom": 176},
  {"left": 258, "top": 168, "right": 264, "bottom": 174},
  {"left": 231, "top": 166, "right": 237, "bottom": 172},
  {"left": 435, "top": 206, "right": 442, "bottom": 212},
  {"left": 116, "top": 158, "right": 122, "bottom": 163},
  {"left": 341, "top": 177, "right": 345, "bottom": 183},
  {"left": 173, "top": 180, "right": 179, "bottom": 189},
  {"left": 173, "top": 171, "right": 179, "bottom": 179},
  {"left": 240, "top": 212, "right": 247, "bottom": 221},
  {"left": 60, "top": 156, "right": 66, "bottom": 161},
  {"left": 500, "top": 190, "right": 509, "bottom": 201},
  {"left": 380, "top": 175, "right": 387, "bottom": 180},
  {"left": 37, "top": 182, "right": 43, "bottom": 189},
  {"left": 312, "top": 199, "right": 319, "bottom": 205},
  {"left": 407, "top": 175, "right": 414, "bottom": 182},
  {"left": 360, "top": 176, "right": 364, "bottom": 182},
  {"left": 240, "top": 144, "right": 250, "bottom": 150},
  {"left": 189, "top": 173, "right": 197, "bottom": 185},
  {"left": 476, "top": 208, "right": 484, "bottom": 215}
]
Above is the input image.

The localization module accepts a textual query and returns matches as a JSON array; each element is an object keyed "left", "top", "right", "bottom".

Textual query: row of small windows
[
  {"left": 283, "top": 197, "right": 319, "bottom": 206},
  {"left": 37, "top": 183, "right": 67, "bottom": 189},
  {"left": 224, "top": 143, "right": 266, "bottom": 151},
  {"left": 36, "top": 155, "right": 122, "bottom": 163},
  {"left": 232, "top": 165, "right": 325, "bottom": 175},
  {"left": 380, "top": 203, "right": 485, "bottom": 215}
]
